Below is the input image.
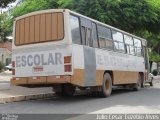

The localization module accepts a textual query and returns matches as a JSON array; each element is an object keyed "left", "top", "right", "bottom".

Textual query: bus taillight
[
  {"left": 12, "top": 61, "right": 15, "bottom": 75},
  {"left": 64, "top": 56, "right": 72, "bottom": 72},
  {"left": 65, "top": 65, "right": 72, "bottom": 72},
  {"left": 12, "top": 61, "right": 15, "bottom": 67},
  {"left": 12, "top": 69, "right": 15, "bottom": 75}
]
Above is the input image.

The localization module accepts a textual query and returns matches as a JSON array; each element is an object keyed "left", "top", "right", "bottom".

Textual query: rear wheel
[
  {"left": 133, "top": 74, "right": 142, "bottom": 91},
  {"left": 53, "top": 84, "right": 75, "bottom": 97},
  {"left": 63, "top": 84, "right": 76, "bottom": 97},
  {"left": 52, "top": 84, "right": 63, "bottom": 96}
]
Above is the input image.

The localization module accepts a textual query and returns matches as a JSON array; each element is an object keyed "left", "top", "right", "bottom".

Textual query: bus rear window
[
  {"left": 70, "top": 15, "right": 81, "bottom": 44},
  {"left": 15, "top": 12, "right": 64, "bottom": 45}
]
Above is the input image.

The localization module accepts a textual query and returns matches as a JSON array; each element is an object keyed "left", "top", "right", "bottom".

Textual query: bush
[
  {"left": 152, "top": 69, "right": 158, "bottom": 76},
  {"left": 0, "top": 62, "right": 4, "bottom": 72}
]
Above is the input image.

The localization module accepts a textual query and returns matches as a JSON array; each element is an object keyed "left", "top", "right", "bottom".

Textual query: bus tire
[
  {"left": 63, "top": 84, "right": 76, "bottom": 97},
  {"left": 53, "top": 84, "right": 75, "bottom": 97},
  {"left": 52, "top": 84, "right": 63, "bottom": 96},
  {"left": 149, "top": 79, "right": 153, "bottom": 86},
  {"left": 133, "top": 74, "right": 142, "bottom": 91},
  {"left": 101, "top": 73, "right": 112, "bottom": 98}
]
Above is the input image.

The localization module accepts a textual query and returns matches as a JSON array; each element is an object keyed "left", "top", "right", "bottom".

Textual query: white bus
[{"left": 11, "top": 9, "right": 152, "bottom": 97}]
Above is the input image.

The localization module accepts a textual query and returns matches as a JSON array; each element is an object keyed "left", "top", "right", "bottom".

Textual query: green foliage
[
  {"left": 1, "top": 0, "right": 160, "bottom": 63},
  {"left": 149, "top": 51, "right": 160, "bottom": 62},
  {"left": 152, "top": 69, "right": 158, "bottom": 76},
  {"left": 0, "top": 61, "right": 4, "bottom": 72},
  {"left": 12, "top": 0, "right": 58, "bottom": 18},
  {"left": 58, "top": 0, "right": 160, "bottom": 33},
  {"left": 0, "top": 14, "right": 12, "bottom": 42}
]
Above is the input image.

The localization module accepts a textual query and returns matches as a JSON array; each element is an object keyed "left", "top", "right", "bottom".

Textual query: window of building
[{"left": 70, "top": 15, "right": 81, "bottom": 44}]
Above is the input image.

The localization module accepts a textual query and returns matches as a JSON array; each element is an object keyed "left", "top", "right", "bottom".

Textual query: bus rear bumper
[{"left": 11, "top": 76, "right": 71, "bottom": 86}]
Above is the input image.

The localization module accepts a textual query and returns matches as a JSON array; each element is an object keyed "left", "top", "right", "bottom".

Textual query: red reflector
[
  {"left": 12, "top": 69, "right": 15, "bottom": 75},
  {"left": 12, "top": 61, "right": 15, "bottom": 67},
  {"left": 60, "top": 76, "right": 64, "bottom": 79},
  {"left": 12, "top": 77, "right": 16, "bottom": 80},
  {"left": 65, "top": 65, "right": 72, "bottom": 72}
]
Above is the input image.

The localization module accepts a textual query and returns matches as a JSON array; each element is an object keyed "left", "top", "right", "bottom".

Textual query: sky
[{"left": 0, "top": 0, "right": 21, "bottom": 13}]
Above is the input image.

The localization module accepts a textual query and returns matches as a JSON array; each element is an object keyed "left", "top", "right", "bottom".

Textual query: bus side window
[
  {"left": 134, "top": 38, "right": 142, "bottom": 56},
  {"left": 70, "top": 15, "right": 81, "bottom": 45},
  {"left": 98, "top": 25, "right": 113, "bottom": 50},
  {"left": 112, "top": 30, "right": 125, "bottom": 53},
  {"left": 81, "top": 26, "right": 86, "bottom": 45},
  {"left": 92, "top": 23, "right": 98, "bottom": 48},
  {"left": 86, "top": 28, "right": 92, "bottom": 46},
  {"left": 124, "top": 34, "right": 135, "bottom": 55}
]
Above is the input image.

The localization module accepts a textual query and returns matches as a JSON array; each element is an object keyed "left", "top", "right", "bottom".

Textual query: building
[{"left": 0, "top": 42, "right": 12, "bottom": 65}]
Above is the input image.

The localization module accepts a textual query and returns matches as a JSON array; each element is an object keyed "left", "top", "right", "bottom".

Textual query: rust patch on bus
[
  {"left": 28, "top": 77, "right": 47, "bottom": 84},
  {"left": 47, "top": 76, "right": 71, "bottom": 83},
  {"left": 113, "top": 71, "right": 138, "bottom": 85},
  {"left": 70, "top": 69, "right": 85, "bottom": 86},
  {"left": 11, "top": 77, "right": 28, "bottom": 86},
  {"left": 95, "top": 70, "right": 104, "bottom": 86}
]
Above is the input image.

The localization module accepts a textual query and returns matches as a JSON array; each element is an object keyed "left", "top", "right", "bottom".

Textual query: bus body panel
[
  {"left": 12, "top": 45, "right": 73, "bottom": 77},
  {"left": 71, "top": 44, "right": 145, "bottom": 87},
  {"left": 95, "top": 49, "right": 145, "bottom": 85},
  {"left": 12, "top": 9, "right": 74, "bottom": 86}
]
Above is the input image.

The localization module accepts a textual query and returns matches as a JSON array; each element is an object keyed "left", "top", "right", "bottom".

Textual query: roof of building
[{"left": 0, "top": 42, "right": 12, "bottom": 52}]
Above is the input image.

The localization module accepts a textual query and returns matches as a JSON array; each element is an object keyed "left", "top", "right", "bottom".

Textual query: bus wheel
[
  {"left": 149, "top": 79, "right": 153, "bottom": 86},
  {"left": 133, "top": 74, "right": 142, "bottom": 91},
  {"left": 101, "top": 73, "right": 112, "bottom": 98},
  {"left": 63, "top": 84, "right": 76, "bottom": 97},
  {"left": 53, "top": 84, "right": 75, "bottom": 97},
  {"left": 52, "top": 84, "right": 63, "bottom": 96}
]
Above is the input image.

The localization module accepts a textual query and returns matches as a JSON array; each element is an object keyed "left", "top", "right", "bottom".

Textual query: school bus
[{"left": 11, "top": 9, "right": 152, "bottom": 97}]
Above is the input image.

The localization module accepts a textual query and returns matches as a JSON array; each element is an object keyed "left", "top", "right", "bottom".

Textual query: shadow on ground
[{"left": 0, "top": 84, "right": 160, "bottom": 115}]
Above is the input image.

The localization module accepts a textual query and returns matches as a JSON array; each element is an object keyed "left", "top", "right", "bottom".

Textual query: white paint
[
  {"left": 72, "top": 44, "right": 84, "bottom": 69},
  {"left": 96, "top": 49, "right": 145, "bottom": 72},
  {"left": 13, "top": 48, "right": 72, "bottom": 77}
]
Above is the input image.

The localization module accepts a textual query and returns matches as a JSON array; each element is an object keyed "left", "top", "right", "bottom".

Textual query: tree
[
  {"left": 0, "top": 0, "right": 16, "bottom": 8},
  {"left": 12, "top": 0, "right": 58, "bottom": 18},
  {"left": 0, "top": 0, "right": 58, "bottom": 42},
  {"left": 3, "top": 0, "right": 160, "bottom": 65},
  {"left": 0, "top": 14, "right": 12, "bottom": 42}
]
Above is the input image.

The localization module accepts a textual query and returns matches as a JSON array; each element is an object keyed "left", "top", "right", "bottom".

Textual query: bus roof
[{"left": 68, "top": 9, "right": 147, "bottom": 43}]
